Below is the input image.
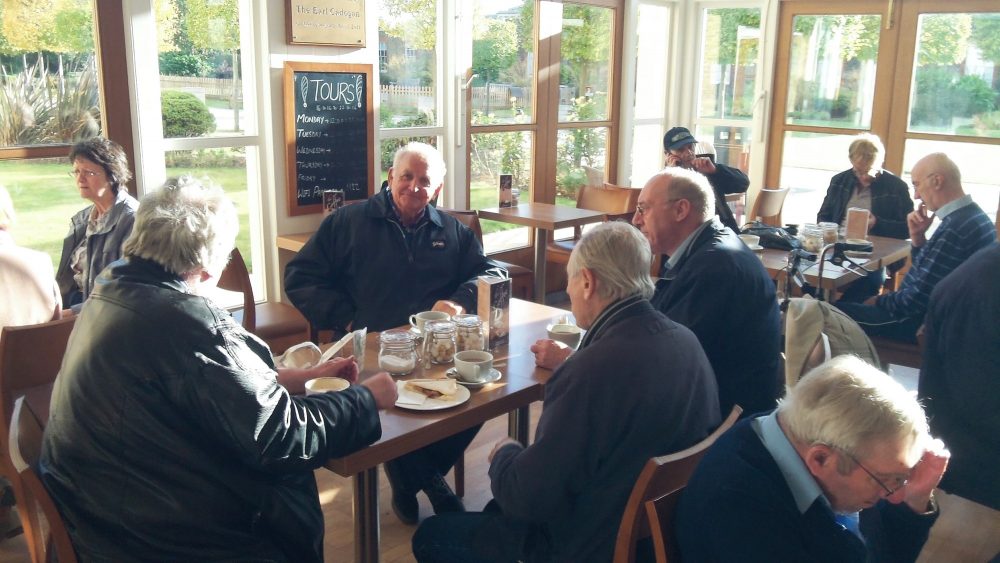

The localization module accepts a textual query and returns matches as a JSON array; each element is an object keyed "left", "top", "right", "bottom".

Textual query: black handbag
[{"left": 741, "top": 221, "right": 801, "bottom": 251}]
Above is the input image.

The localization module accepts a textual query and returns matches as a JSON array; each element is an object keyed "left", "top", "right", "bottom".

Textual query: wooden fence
[{"left": 160, "top": 76, "right": 242, "bottom": 99}]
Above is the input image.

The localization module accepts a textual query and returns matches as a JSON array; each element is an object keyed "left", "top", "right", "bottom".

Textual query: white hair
[
  {"left": 123, "top": 176, "right": 238, "bottom": 278},
  {"left": 568, "top": 221, "right": 654, "bottom": 301},
  {"left": 393, "top": 142, "right": 447, "bottom": 187}
]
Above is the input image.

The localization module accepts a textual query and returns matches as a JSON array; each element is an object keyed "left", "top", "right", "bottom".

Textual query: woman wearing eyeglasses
[{"left": 55, "top": 137, "right": 139, "bottom": 310}]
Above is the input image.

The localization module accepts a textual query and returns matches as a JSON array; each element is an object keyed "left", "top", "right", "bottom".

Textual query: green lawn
[{"left": 0, "top": 160, "right": 251, "bottom": 271}]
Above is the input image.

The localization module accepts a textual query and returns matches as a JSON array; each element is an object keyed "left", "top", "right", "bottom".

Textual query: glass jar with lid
[
  {"left": 800, "top": 224, "right": 823, "bottom": 253},
  {"left": 453, "top": 314, "right": 485, "bottom": 352},
  {"left": 423, "top": 320, "right": 456, "bottom": 364},
  {"left": 818, "top": 221, "right": 839, "bottom": 245},
  {"left": 378, "top": 329, "right": 417, "bottom": 375}
]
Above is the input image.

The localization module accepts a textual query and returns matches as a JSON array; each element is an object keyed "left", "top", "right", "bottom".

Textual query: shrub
[
  {"left": 161, "top": 90, "right": 216, "bottom": 137},
  {"left": 158, "top": 52, "right": 212, "bottom": 77}
]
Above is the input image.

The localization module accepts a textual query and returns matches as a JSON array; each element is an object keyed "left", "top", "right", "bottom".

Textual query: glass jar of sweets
[
  {"left": 424, "top": 320, "right": 457, "bottom": 364},
  {"left": 818, "top": 221, "right": 839, "bottom": 245},
  {"left": 454, "top": 314, "right": 486, "bottom": 352},
  {"left": 378, "top": 329, "right": 417, "bottom": 375},
  {"left": 800, "top": 224, "right": 823, "bottom": 253}
]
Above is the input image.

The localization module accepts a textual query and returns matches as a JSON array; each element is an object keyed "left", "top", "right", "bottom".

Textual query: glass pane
[
  {"left": 379, "top": 135, "right": 439, "bottom": 185},
  {"left": 908, "top": 12, "right": 1000, "bottom": 138},
  {"left": 165, "top": 148, "right": 252, "bottom": 272},
  {"left": 555, "top": 126, "right": 608, "bottom": 237},
  {"left": 633, "top": 4, "right": 670, "bottom": 120},
  {"left": 778, "top": 131, "right": 884, "bottom": 227},
  {"left": 0, "top": 4, "right": 100, "bottom": 148},
  {"left": 694, "top": 125, "right": 751, "bottom": 174},
  {"left": 559, "top": 4, "right": 613, "bottom": 122},
  {"left": 470, "top": 131, "right": 533, "bottom": 253},
  {"left": 902, "top": 139, "right": 1000, "bottom": 227},
  {"left": 156, "top": 0, "right": 246, "bottom": 137},
  {"left": 378, "top": 0, "right": 438, "bottom": 128},
  {"left": 699, "top": 8, "right": 760, "bottom": 120},
  {"left": 0, "top": 157, "right": 83, "bottom": 269},
  {"left": 471, "top": 0, "right": 534, "bottom": 125},
  {"left": 629, "top": 124, "right": 666, "bottom": 187},
  {"left": 785, "top": 14, "right": 881, "bottom": 129}
]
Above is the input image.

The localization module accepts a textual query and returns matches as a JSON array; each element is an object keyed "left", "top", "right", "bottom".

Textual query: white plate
[
  {"left": 395, "top": 384, "right": 471, "bottom": 411},
  {"left": 844, "top": 250, "right": 872, "bottom": 258},
  {"left": 747, "top": 244, "right": 764, "bottom": 251},
  {"left": 445, "top": 367, "right": 503, "bottom": 388}
]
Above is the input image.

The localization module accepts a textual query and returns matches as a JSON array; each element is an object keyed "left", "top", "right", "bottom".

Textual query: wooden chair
[
  {"left": 438, "top": 208, "right": 534, "bottom": 301},
  {"left": 613, "top": 405, "right": 743, "bottom": 563},
  {"left": 547, "top": 183, "right": 640, "bottom": 265},
  {"left": 748, "top": 187, "right": 790, "bottom": 227},
  {"left": 869, "top": 335, "right": 923, "bottom": 370},
  {"left": 217, "top": 248, "right": 310, "bottom": 354},
  {"left": 0, "top": 316, "right": 76, "bottom": 481},
  {"left": 8, "top": 396, "right": 78, "bottom": 563}
]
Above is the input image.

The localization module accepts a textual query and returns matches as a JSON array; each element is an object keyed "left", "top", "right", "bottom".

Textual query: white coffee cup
[
  {"left": 547, "top": 323, "right": 583, "bottom": 349},
  {"left": 739, "top": 234, "right": 760, "bottom": 248},
  {"left": 409, "top": 311, "right": 450, "bottom": 333},
  {"left": 305, "top": 377, "right": 350, "bottom": 395},
  {"left": 453, "top": 350, "right": 493, "bottom": 383}
]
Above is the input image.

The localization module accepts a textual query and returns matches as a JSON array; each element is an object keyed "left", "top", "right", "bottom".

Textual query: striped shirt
[{"left": 877, "top": 196, "right": 995, "bottom": 319}]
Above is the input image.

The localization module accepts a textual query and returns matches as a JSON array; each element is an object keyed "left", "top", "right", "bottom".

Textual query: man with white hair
[
  {"left": 835, "top": 152, "right": 995, "bottom": 343},
  {"left": 41, "top": 177, "right": 397, "bottom": 562},
  {"left": 286, "top": 142, "right": 506, "bottom": 523},
  {"left": 677, "top": 355, "right": 950, "bottom": 562},
  {"left": 412, "top": 222, "right": 720, "bottom": 562}
]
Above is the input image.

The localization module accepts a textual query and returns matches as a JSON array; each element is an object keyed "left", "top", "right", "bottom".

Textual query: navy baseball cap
[{"left": 664, "top": 127, "right": 697, "bottom": 151}]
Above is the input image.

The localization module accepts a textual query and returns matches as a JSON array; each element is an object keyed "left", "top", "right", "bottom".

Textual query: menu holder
[
  {"left": 323, "top": 189, "right": 345, "bottom": 217},
  {"left": 845, "top": 207, "right": 870, "bottom": 240},
  {"left": 499, "top": 174, "right": 513, "bottom": 208},
  {"left": 477, "top": 276, "right": 511, "bottom": 351}
]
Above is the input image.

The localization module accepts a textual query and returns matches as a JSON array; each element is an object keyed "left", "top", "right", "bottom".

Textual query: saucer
[
  {"left": 748, "top": 244, "right": 764, "bottom": 251},
  {"left": 445, "top": 367, "right": 502, "bottom": 387}
]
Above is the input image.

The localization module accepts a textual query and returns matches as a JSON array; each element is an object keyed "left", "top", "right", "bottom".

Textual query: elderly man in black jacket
[
  {"left": 40, "top": 177, "right": 397, "bottom": 562},
  {"left": 663, "top": 126, "right": 749, "bottom": 232},
  {"left": 285, "top": 142, "right": 506, "bottom": 524}
]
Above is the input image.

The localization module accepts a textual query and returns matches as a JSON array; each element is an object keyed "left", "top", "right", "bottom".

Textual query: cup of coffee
[
  {"left": 453, "top": 350, "right": 493, "bottom": 383},
  {"left": 547, "top": 323, "right": 583, "bottom": 349},
  {"left": 304, "top": 377, "right": 350, "bottom": 395},
  {"left": 409, "top": 311, "right": 450, "bottom": 333},
  {"left": 738, "top": 234, "right": 760, "bottom": 248}
]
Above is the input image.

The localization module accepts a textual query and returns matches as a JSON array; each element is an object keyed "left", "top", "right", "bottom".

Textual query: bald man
[{"left": 835, "top": 153, "right": 995, "bottom": 343}]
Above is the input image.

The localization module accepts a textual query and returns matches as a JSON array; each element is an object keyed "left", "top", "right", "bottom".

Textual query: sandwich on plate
[{"left": 404, "top": 378, "right": 458, "bottom": 400}]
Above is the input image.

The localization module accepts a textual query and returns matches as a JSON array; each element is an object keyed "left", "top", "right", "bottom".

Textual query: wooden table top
[
  {"left": 478, "top": 203, "right": 608, "bottom": 230},
  {"left": 276, "top": 232, "right": 313, "bottom": 253},
  {"left": 324, "top": 298, "right": 567, "bottom": 476},
  {"left": 762, "top": 235, "right": 911, "bottom": 290}
]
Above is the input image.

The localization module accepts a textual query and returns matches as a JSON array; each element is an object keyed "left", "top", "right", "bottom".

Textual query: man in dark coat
[
  {"left": 663, "top": 126, "right": 749, "bottom": 232},
  {"left": 411, "top": 222, "right": 721, "bottom": 563},
  {"left": 41, "top": 177, "right": 397, "bottom": 562},
  {"left": 634, "top": 166, "right": 782, "bottom": 416}
]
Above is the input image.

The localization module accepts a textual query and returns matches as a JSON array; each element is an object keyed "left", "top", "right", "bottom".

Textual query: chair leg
[{"left": 453, "top": 455, "right": 465, "bottom": 498}]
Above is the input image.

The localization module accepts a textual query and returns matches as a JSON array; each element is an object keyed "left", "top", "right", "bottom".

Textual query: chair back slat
[
  {"left": 749, "top": 187, "right": 790, "bottom": 226},
  {"left": 0, "top": 316, "right": 76, "bottom": 431},
  {"left": 216, "top": 248, "right": 257, "bottom": 332},
  {"left": 9, "top": 396, "right": 78, "bottom": 563},
  {"left": 612, "top": 406, "right": 743, "bottom": 563}
]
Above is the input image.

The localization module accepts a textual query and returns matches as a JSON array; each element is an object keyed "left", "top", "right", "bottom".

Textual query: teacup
[
  {"left": 547, "top": 323, "right": 583, "bottom": 349},
  {"left": 454, "top": 350, "right": 493, "bottom": 383},
  {"left": 305, "top": 377, "right": 350, "bottom": 395},
  {"left": 409, "top": 311, "right": 450, "bottom": 333},
  {"left": 738, "top": 234, "right": 760, "bottom": 248}
]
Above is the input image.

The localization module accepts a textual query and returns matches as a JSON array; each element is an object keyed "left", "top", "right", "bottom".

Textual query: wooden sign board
[
  {"left": 286, "top": 0, "right": 365, "bottom": 46},
  {"left": 283, "top": 62, "right": 374, "bottom": 216}
]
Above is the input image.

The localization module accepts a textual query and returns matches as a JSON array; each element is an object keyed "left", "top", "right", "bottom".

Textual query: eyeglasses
[
  {"left": 69, "top": 169, "right": 100, "bottom": 178},
  {"left": 842, "top": 450, "right": 909, "bottom": 496},
  {"left": 911, "top": 173, "right": 937, "bottom": 189},
  {"left": 635, "top": 198, "right": 683, "bottom": 216}
]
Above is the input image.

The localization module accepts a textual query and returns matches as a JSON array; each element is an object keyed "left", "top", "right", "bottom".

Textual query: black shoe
[
  {"left": 384, "top": 463, "right": 419, "bottom": 525},
  {"left": 423, "top": 472, "right": 465, "bottom": 515}
]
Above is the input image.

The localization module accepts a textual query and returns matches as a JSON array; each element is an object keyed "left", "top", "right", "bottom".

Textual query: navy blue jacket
[
  {"left": 284, "top": 188, "right": 504, "bottom": 332},
  {"left": 651, "top": 219, "right": 782, "bottom": 416},
  {"left": 677, "top": 417, "right": 937, "bottom": 562}
]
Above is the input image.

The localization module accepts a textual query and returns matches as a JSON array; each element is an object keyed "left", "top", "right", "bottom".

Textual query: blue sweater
[{"left": 877, "top": 199, "right": 994, "bottom": 320}]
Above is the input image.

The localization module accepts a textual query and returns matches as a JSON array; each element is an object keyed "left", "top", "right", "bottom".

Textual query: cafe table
[
  {"left": 478, "top": 203, "right": 608, "bottom": 304},
  {"left": 761, "top": 235, "right": 911, "bottom": 298},
  {"left": 327, "top": 297, "right": 567, "bottom": 563}
]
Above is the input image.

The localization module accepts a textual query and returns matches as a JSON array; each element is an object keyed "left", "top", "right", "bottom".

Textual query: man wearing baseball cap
[{"left": 664, "top": 126, "right": 749, "bottom": 231}]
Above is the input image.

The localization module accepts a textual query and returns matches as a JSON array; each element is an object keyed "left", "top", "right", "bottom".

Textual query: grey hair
[
  {"left": 654, "top": 167, "right": 715, "bottom": 222},
  {"left": 777, "top": 355, "right": 928, "bottom": 460},
  {"left": 848, "top": 133, "right": 885, "bottom": 167},
  {"left": 123, "top": 176, "right": 239, "bottom": 278},
  {"left": 567, "top": 221, "right": 654, "bottom": 301},
  {"left": 393, "top": 142, "right": 447, "bottom": 187},
  {"left": 0, "top": 185, "right": 14, "bottom": 230}
]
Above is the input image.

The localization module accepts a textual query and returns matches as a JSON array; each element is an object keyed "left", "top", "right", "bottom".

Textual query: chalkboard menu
[{"left": 283, "top": 62, "right": 374, "bottom": 216}]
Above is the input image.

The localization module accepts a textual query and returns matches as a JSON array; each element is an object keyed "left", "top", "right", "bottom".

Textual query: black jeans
[
  {"left": 385, "top": 424, "right": 482, "bottom": 494},
  {"left": 834, "top": 302, "right": 922, "bottom": 343}
]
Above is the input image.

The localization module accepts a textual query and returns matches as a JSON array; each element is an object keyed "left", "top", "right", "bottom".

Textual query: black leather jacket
[{"left": 40, "top": 257, "right": 382, "bottom": 562}]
